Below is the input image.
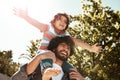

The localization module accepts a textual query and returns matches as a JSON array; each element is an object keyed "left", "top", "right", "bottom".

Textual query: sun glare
[
  {"left": 27, "top": 0, "right": 55, "bottom": 23},
  {"left": 0, "top": 0, "right": 55, "bottom": 63},
  {"left": 12, "top": 0, "right": 28, "bottom": 9}
]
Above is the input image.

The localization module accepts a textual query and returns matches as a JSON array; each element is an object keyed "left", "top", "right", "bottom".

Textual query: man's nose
[{"left": 64, "top": 47, "right": 69, "bottom": 52}]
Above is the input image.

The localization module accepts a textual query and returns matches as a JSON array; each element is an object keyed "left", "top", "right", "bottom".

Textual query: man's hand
[
  {"left": 42, "top": 68, "right": 61, "bottom": 80},
  {"left": 69, "top": 68, "right": 84, "bottom": 80}
]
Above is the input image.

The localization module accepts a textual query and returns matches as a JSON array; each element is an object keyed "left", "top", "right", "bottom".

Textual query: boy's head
[
  {"left": 48, "top": 36, "right": 75, "bottom": 57},
  {"left": 50, "top": 13, "right": 70, "bottom": 30}
]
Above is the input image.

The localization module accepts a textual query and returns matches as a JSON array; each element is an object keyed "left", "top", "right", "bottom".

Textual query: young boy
[{"left": 13, "top": 8, "right": 102, "bottom": 76}]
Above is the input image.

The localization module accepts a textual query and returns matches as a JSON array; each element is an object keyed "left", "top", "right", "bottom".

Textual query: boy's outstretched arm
[
  {"left": 13, "top": 8, "right": 48, "bottom": 32},
  {"left": 71, "top": 37, "right": 102, "bottom": 54}
]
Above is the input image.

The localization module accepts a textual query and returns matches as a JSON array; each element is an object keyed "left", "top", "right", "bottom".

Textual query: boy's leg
[
  {"left": 62, "top": 61, "right": 76, "bottom": 80},
  {"left": 37, "top": 50, "right": 53, "bottom": 74},
  {"left": 40, "top": 59, "right": 53, "bottom": 73}
]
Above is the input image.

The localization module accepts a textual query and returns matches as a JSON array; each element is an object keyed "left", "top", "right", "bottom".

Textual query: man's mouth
[{"left": 61, "top": 51, "right": 68, "bottom": 56}]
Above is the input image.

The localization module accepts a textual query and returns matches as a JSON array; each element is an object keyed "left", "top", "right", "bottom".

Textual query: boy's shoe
[{"left": 40, "top": 59, "right": 53, "bottom": 74}]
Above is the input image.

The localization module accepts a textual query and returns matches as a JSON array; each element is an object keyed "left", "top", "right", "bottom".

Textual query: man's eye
[{"left": 64, "top": 21, "right": 67, "bottom": 24}]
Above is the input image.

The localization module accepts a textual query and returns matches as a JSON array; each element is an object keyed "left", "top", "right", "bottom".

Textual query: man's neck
[{"left": 55, "top": 59, "right": 63, "bottom": 66}]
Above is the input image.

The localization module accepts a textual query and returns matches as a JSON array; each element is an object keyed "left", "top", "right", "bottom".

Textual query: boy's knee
[{"left": 37, "top": 51, "right": 56, "bottom": 62}]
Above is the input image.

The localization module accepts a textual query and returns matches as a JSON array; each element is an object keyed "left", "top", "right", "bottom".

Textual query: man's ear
[
  {"left": 53, "top": 48, "right": 57, "bottom": 52},
  {"left": 53, "top": 49, "right": 55, "bottom": 52}
]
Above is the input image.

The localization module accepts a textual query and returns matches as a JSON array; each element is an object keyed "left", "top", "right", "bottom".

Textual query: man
[{"left": 11, "top": 36, "right": 84, "bottom": 80}]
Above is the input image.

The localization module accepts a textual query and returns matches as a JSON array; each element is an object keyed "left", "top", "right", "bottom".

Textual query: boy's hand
[
  {"left": 13, "top": 7, "right": 28, "bottom": 19},
  {"left": 91, "top": 43, "right": 103, "bottom": 54}
]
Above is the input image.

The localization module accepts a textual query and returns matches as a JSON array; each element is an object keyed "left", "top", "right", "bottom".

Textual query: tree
[
  {"left": 0, "top": 50, "right": 20, "bottom": 77},
  {"left": 67, "top": 0, "right": 120, "bottom": 79},
  {"left": 19, "top": 39, "right": 40, "bottom": 60},
  {"left": 19, "top": 0, "right": 120, "bottom": 79}
]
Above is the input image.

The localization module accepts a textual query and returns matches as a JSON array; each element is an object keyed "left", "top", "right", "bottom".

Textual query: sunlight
[
  {"left": 0, "top": 0, "right": 82, "bottom": 63},
  {"left": 27, "top": 0, "right": 55, "bottom": 23},
  {"left": 11, "top": 0, "right": 54, "bottom": 22},
  {"left": 0, "top": 0, "right": 56, "bottom": 63},
  {"left": 12, "top": 0, "right": 28, "bottom": 9}
]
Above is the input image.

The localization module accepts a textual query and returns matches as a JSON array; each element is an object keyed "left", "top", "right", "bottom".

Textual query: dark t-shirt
[{"left": 11, "top": 64, "right": 70, "bottom": 80}]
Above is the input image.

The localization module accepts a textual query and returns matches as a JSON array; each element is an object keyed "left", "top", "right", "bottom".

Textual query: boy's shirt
[{"left": 39, "top": 24, "right": 69, "bottom": 50}]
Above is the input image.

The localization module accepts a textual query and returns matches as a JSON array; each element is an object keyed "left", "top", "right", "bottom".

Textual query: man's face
[{"left": 54, "top": 42, "right": 70, "bottom": 61}]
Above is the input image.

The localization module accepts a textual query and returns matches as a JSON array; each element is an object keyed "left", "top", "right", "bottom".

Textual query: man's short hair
[{"left": 48, "top": 36, "right": 75, "bottom": 56}]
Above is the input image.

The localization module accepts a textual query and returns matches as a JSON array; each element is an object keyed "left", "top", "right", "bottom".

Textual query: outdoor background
[{"left": 0, "top": 0, "right": 120, "bottom": 80}]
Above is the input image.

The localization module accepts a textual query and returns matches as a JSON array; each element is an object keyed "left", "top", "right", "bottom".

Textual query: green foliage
[
  {"left": 19, "top": 0, "right": 120, "bottom": 79},
  {"left": 0, "top": 50, "right": 20, "bottom": 77},
  {"left": 19, "top": 39, "right": 41, "bottom": 60},
  {"left": 67, "top": 0, "right": 120, "bottom": 79}
]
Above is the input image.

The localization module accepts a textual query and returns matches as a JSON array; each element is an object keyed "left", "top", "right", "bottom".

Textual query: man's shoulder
[
  {"left": 11, "top": 64, "right": 28, "bottom": 80},
  {"left": 11, "top": 64, "right": 42, "bottom": 80}
]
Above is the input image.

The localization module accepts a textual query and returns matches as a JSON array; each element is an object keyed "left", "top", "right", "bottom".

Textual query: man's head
[{"left": 48, "top": 36, "right": 75, "bottom": 61}]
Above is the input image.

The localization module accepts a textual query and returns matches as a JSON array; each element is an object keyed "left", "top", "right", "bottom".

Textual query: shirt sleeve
[{"left": 11, "top": 64, "right": 29, "bottom": 80}]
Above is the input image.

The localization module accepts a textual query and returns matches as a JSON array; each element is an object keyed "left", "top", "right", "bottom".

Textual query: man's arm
[
  {"left": 26, "top": 51, "right": 56, "bottom": 75},
  {"left": 71, "top": 37, "right": 102, "bottom": 54},
  {"left": 11, "top": 51, "right": 56, "bottom": 80},
  {"left": 11, "top": 64, "right": 29, "bottom": 80},
  {"left": 13, "top": 8, "right": 48, "bottom": 32},
  {"left": 69, "top": 69, "right": 84, "bottom": 80}
]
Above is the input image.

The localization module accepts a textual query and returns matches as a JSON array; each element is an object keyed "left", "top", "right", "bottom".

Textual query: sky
[{"left": 0, "top": 0, "right": 120, "bottom": 63}]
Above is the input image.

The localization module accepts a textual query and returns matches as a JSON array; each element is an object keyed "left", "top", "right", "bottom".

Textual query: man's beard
[{"left": 54, "top": 50, "right": 68, "bottom": 61}]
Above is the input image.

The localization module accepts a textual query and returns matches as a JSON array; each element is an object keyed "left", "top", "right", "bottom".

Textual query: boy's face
[
  {"left": 54, "top": 42, "right": 70, "bottom": 61},
  {"left": 54, "top": 16, "right": 67, "bottom": 32}
]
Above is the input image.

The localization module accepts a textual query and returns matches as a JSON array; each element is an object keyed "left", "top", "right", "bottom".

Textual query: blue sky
[{"left": 0, "top": 0, "right": 119, "bottom": 63}]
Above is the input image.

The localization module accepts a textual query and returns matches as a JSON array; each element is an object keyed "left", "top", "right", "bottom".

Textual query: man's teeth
[{"left": 61, "top": 52, "right": 67, "bottom": 55}]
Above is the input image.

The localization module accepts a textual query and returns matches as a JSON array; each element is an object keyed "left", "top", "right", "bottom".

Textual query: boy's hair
[
  {"left": 48, "top": 36, "right": 75, "bottom": 56},
  {"left": 50, "top": 13, "right": 70, "bottom": 30}
]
